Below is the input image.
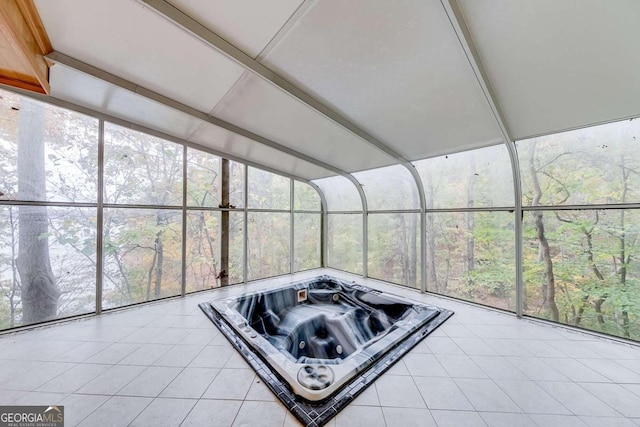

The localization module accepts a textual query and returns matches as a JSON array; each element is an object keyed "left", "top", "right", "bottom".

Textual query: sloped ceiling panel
[
  {"left": 261, "top": 0, "right": 504, "bottom": 161},
  {"left": 166, "top": 0, "right": 304, "bottom": 58},
  {"left": 50, "top": 64, "right": 203, "bottom": 140},
  {"left": 34, "top": 0, "right": 245, "bottom": 114},
  {"left": 458, "top": 0, "right": 640, "bottom": 140},
  {"left": 213, "top": 73, "right": 396, "bottom": 173},
  {"left": 189, "top": 121, "right": 336, "bottom": 180}
]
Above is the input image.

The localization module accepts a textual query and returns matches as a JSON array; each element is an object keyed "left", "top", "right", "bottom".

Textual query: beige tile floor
[{"left": 1, "top": 269, "right": 640, "bottom": 426}]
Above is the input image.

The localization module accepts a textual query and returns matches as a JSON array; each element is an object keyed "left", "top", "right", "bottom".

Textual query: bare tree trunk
[
  {"left": 466, "top": 160, "right": 476, "bottom": 274},
  {"left": 153, "top": 211, "right": 165, "bottom": 298},
  {"left": 425, "top": 180, "right": 438, "bottom": 292},
  {"left": 16, "top": 98, "right": 59, "bottom": 324},
  {"left": 529, "top": 142, "right": 559, "bottom": 322},
  {"left": 409, "top": 189, "right": 418, "bottom": 287}
]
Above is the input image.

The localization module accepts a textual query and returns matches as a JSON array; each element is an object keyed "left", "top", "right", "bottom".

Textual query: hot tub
[{"left": 200, "top": 276, "right": 452, "bottom": 426}]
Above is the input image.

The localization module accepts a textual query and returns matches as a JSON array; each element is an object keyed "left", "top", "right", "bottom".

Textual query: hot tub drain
[{"left": 297, "top": 365, "right": 334, "bottom": 390}]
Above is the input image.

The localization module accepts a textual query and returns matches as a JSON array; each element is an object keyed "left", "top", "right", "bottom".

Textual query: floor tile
[
  {"left": 0, "top": 361, "right": 75, "bottom": 391},
  {"left": 455, "top": 378, "right": 521, "bottom": 413},
  {"left": 160, "top": 367, "right": 219, "bottom": 399},
  {"left": 403, "top": 353, "right": 448, "bottom": 377},
  {"left": 77, "top": 365, "right": 146, "bottom": 395},
  {"left": 506, "top": 357, "right": 569, "bottom": 381},
  {"left": 539, "top": 381, "right": 621, "bottom": 417},
  {"left": 431, "top": 410, "right": 488, "bottom": 427},
  {"left": 529, "top": 414, "right": 588, "bottom": 427},
  {"left": 451, "top": 338, "right": 499, "bottom": 356},
  {"left": 382, "top": 407, "right": 437, "bottom": 427},
  {"left": 245, "top": 378, "right": 277, "bottom": 402},
  {"left": 540, "top": 358, "right": 610, "bottom": 382},
  {"left": 579, "top": 383, "right": 640, "bottom": 418},
  {"left": 152, "top": 344, "right": 204, "bottom": 367},
  {"left": 435, "top": 354, "right": 488, "bottom": 378},
  {"left": 55, "top": 342, "right": 112, "bottom": 363},
  {"left": 580, "top": 416, "right": 639, "bottom": 427},
  {"left": 413, "top": 376, "right": 474, "bottom": 410},
  {"left": 77, "top": 396, "right": 152, "bottom": 427},
  {"left": 37, "top": 363, "right": 110, "bottom": 393},
  {"left": 351, "top": 383, "right": 380, "bottom": 406},
  {"left": 189, "top": 345, "right": 234, "bottom": 368},
  {"left": 480, "top": 412, "right": 537, "bottom": 427},
  {"left": 181, "top": 399, "right": 242, "bottom": 426},
  {"left": 495, "top": 380, "right": 570, "bottom": 414},
  {"left": 116, "top": 366, "right": 182, "bottom": 397},
  {"left": 375, "top": 375, "right": 425, "bottom": 408},
  {"left": 129, "top": 397, "right": 196, "bottom": 426},
  {"left": 117, "top": 343, "right": 173, "bottom": 365},
  {"left": 84, "top": 342, "right": 141, "bottom": 364},
  {"left": 60, "top": 393, "right": 110, "bottom": 427},
  {"left": 578, "top": 358, "right": 640, "bottom": 383},
  {"left": 202, "top": 368, "right": 255, "bottom": 400},
  {"left": 335, "top": 404, "right": 385, "bottom": 427},
  {"left": 231, "top": 401, "right": 287, "bottom": 427},
  {"left": 470, "top": 355, "right": 528, "bottom": 380},
  {"left": 13, "top": 391, "right": 68, "bottom": 406}
]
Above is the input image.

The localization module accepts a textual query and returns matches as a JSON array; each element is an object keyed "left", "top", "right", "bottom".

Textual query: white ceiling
[
  {"left": 458, "top": 0, "right": 640, "bottom": 140},
  {"left": 33, "top": 0, "right": 640, "bottom": 181}
]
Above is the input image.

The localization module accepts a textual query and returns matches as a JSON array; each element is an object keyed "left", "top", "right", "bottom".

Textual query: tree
[{"left": 16, "top": 99, "right": 59, "bottom": 323}]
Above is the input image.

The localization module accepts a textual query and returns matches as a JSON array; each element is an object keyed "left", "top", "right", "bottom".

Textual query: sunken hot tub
[{"left": 199, "top": 276, "right": 453, "bottom": 426}]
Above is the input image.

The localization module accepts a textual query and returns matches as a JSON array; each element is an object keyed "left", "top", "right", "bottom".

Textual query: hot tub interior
[{"left": 199, "top": 276, "right": 453, "bottom": 427}]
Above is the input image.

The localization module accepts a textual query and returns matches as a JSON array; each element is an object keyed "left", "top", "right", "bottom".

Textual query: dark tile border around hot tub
[{"left": 199, "top": 287, "right": 454, "bottom": 427}]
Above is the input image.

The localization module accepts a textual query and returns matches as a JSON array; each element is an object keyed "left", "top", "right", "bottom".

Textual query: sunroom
[{"left": 1, "top": 0, "right": 640, "bottom": 426}]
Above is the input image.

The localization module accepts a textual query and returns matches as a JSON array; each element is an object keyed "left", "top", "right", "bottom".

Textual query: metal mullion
[
  {"left": 181, "top": 144, "right": 187, "bottom": 297},
  {"left": 102, "top": 203, "right": 183, "bottom": 210},
  {"left": 290, "top": 179, "right": 294, "bottom": 274},
  {"left": 523, "top": 203, "right": 640, "bottom": 211},
  {"left": 243, "top": 164, "right": 248, "bottom": 284},
  {"left": 96, "top": 119, "right": 105, "bottom": 315},
  {"left": 246, "top": 208, "right": 292, "bottom": 214},
  {"left": 291, "top": 210, "right": 323, "bottom": 214},
  {"left": 367, "top": 209, "right": 422, "bottom": 214},
  {"left": 0, "top": 200, "right": 97, "bottom": 208},
  {"left": 425, "top": 206, "right": 516, "bottom": 213},
  {"left": 185, "top": 206, "right": 243, "bottom": 212}
]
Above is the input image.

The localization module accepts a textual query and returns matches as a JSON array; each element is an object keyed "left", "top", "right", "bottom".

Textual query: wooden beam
[{"left": 0, "top": 0, "right": 52, "bottom": 94}]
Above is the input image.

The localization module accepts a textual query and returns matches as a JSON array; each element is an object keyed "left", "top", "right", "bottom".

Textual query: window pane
[
  {"left": 414, "top": 144, "right": 514, "bottom": 209},
  {"left": 102, "top": 208, "right": 182, "bottom": 309},
  {"left": 248, "top": 167, "right": 290, "bottom": 210},
  {"left": 0, "top": 206, "right": 96, "bottom": 330},
  {"left": 294, "top": 213, "right": 321, "bottom": 271},
  {"left": 368, "top": 213, "right": 420, "bottom": 288},
  {"left": 187, "top": 149, "right": 220, "bottom": 208},
  {"left": 517, "top": 119, "right": 640, "bottom": 206},
  {"left": 313, "top": 175, "right": 362, "bottom": 211},
  {"left": 328, "top": 214, "right": 362, "bottom": 274},
  {"left": 523, "top": 209, "right": 640, "bottom": 340},
  {"left": 104, "top": 123, "right": 183, "bottom": 206},
  {"left": 426, "top": 211, "right": 515, "bottom": 311},
  {"left": 228, "top": 211, "right": 245, "bottom": 285},
  {"left": 247, "top": 212, "right": 290, "bottom": 280},
  {"left": 354, "top": 165, "right": 419, "bottom": 210},
  {"left": 294, "top": 181, "right": 321, "bottom": 211},
  {"left": 186, "top": 211, "right": 220, "bottom": 292},
  {"left": 0, "top": 88, "right": 98, "bottom": 203}
]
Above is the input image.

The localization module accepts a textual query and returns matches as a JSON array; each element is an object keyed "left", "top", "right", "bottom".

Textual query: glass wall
[
  {"left": 313, "top": 175, "right": 363, "bottom": 275},
  {"left": 0, "top": 87, "right": 322, "bottom": 332},
  {"left": 415, "top": 144, "right": 516, "bottom": 310},
  {"left": 0, "top": 90, "right": 98, "bottom": 329},
  {"left": 355, "top": 165, "right": 420, "bottom": 288},
  {"left": 518, "top": 118, "right": 640, "bottom": 340}
]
